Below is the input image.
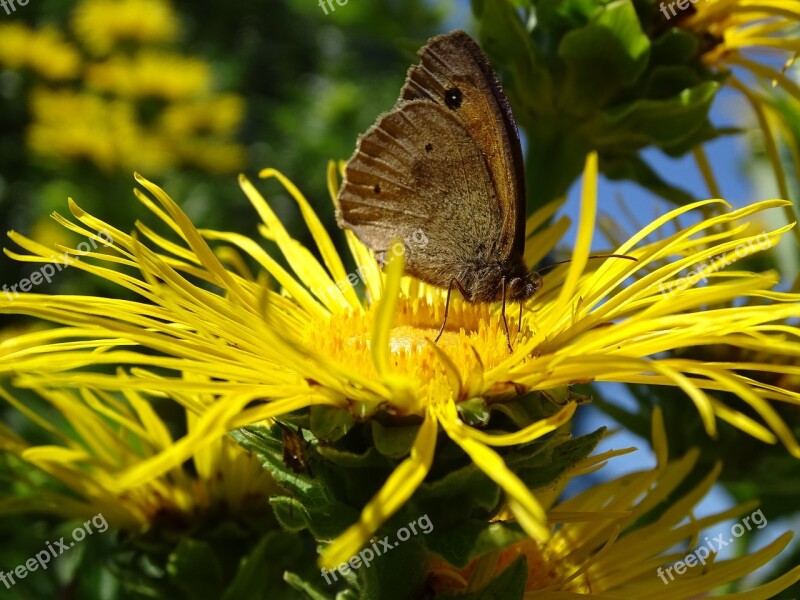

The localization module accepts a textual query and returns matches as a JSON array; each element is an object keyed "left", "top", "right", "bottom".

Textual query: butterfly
[{"left": 336, "top": 30, "right": 631, "bottom": 350}]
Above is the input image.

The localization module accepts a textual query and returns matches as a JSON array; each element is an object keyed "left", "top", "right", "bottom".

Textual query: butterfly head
[{"left": 507, "top": 268, "right": 542, "bottom": 302}]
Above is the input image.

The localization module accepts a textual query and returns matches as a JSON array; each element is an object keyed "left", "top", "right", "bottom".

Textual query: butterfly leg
[
  {"left": 434, "top": 279, "right": 469, "bottom": 343},
  {"left": 434, "top": 283, "right": 453, "bottom": 343},
  {"left": 501, "top": 277, "right": 513, "bottom": 352}
]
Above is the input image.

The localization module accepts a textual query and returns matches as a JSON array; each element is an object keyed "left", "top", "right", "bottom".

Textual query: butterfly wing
[
  {"left": 336, "top": 100, "right": 502, "bottom": 289},
  {"left": 399, "top": 30, "right": 526, "bottom": 259},
  {"left": 336, "top": 30, "right": 527, "bottom": 289}
]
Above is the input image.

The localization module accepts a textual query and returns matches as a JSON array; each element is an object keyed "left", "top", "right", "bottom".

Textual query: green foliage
[
  {"left": 106, "top": 518, "right": 316, "bottom": 599},
  {"left": 232, "top": 395, "right": 604, "bottom": 598},
  {"left": 471, "top": 0, "right": 728, "bottom": 207},
  {"left": 435, "top": 554, "right": 528, "bottom": 599}
]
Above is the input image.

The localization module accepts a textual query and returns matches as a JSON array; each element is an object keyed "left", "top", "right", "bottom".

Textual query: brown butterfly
[{"left": 336, "top": 30, "right": 627, "bottom": 350}]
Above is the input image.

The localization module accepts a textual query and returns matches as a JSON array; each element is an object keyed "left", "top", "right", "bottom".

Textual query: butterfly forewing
[
  {"left": 398, "top": 30, "right": 527, "bottom": 259},
  {"left": 337, "top": 101, "right": 502, "bottom": 288}
]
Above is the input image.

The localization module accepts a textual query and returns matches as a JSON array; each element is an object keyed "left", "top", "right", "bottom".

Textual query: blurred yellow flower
[
  {"left": 0, "top": 23, "right": 81, "bottom": 80},
  {"left": 72, "top": 0, "right": 180, "bottom": 56},
  {"left": 171, "top": 138, "right": 247, "bottom": 173},
  {"left": 27, "top": 88, "right": 175, "bottom": 173},
  {"left": 26, "top": 87, "right": 245, "bottom": 174},
  {"left": 160, "top": 95, "right": 246, "bottom": 137},
  {"left": 0, "top": 386, "right": 276, "bottom": 531},
  {"left": 85, "top": 51, "right": 211, "bottom": 101},
  {"left": 1, "top": 0, "right": 245, "bottom": 176}
]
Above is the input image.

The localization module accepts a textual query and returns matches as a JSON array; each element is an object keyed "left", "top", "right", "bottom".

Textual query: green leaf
[
  {"left": 315, "top": 444, "right": 390, "bottom": 469},
  {"left": 359, "top": 538, "right": 428, "bottom": 600},
  {"left": 298, "top": 502, "right": 362, "bottom": 540},
  {"left": 222, "top": 532, "right": 298, "bottom": 600},
  {"left": 371, "top": 421, "right": 419, "bottom": 458},
  {"left": 271, "top": 496, "right": 311, "bottom": 531},
  {"left": 283, "top": 572, "right": 336, "bottom": 600},
  {"left": 597, "top": 81, "right": 720, "bottom": 149},
  {"left": 534, "top": 0, "right": 604, "bottom": 33},
  {"left": 167, "top": 539, "right": 224, "bottom": 600},
  {"left": 425, "top": 522, "right": 527, "bottom": 568},
  {"left": 601, "top": 154, "right": 695, "bottom": 205},
  {"left": 490, "top": 390, "right": 570, "bottom": 428},
  {"left": 650, "top": 27, "right": 699, "bottom": 66},
  {"left": 437, "top": 554, "right": 528, "bottom": 599},
  {"left": 643, "top": 65, "right": 702, "bottom": 99},
  {"left": 458, "top": 397, "right": 491, "bottom": 427},
  {"left": 231, "top": 425, "right": 280, "bottom": 457},
  {"left": 310, "top": 405, "right": 356, "bottom": 442},
  {"left": 660, "top": 124, "right": 739, "bottom": 157},
  {"left": 232, "top": 426, "right": 331, "bottom": 510},
  {"left": 516, "top": 427, "right": 607, "bottom": 490},
  {"left": 420, "top": 461, "right": 500, "bottom": 513},
  {"left": 558, "top": 0, "right": 650, "bottom": 114},
  {"left": 472, "top": 0, "right": 555, "bottom": 114}
]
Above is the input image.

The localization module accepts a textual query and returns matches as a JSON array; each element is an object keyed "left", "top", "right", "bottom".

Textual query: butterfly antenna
[{"left": 535, "top": 253, "right": 638, "bottom": 274}]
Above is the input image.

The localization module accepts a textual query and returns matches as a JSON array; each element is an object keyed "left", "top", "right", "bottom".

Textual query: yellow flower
[
  {"left": 681, "top": 0, "right": 799, "bottom": 69},
  {"left": 672, "top": 0, "right": 800, "bottom": 224},
  {"left": 27, "top": 89, "right": 175, "bottom": 173},
  {"left": 0, "top": 22, "right": 29, "bottom": 71},
  {"left": 1, "top": 154, "right": 799, "bottom": 568},
  {"left": 0, "top": 23, "right": 81, "bottom": 80},
  {"left": 85, "top": 51, "right": 211, "bottom": 101},
  {"left": 427, "top": 408, "right": 800, "bottom": 597},
  {"left": 26, "top": 88, "right": 245, "bottom": 174},
  {"left": 169, "top": 138, "right": 247, "bottom": 173},
  {"left": 0, "top": 385, "right": 276, "bottom": 530},
  {"left": 0, "top": 4, "right": 244, "bottom": 176},
  {"left": 160, "top": 95, "right": 246, "bottom": 137},
  {"left": 72, "top": 0, "right": 180, "bottom": 56}
]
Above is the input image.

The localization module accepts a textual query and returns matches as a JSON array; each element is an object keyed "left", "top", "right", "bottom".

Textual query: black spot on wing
[{"left": 445, "top": 87, "right": 463, "bottom": 109}]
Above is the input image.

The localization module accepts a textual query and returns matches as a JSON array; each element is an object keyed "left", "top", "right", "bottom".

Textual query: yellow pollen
[{"left": 304, "top": 295, "right": 535, "bottom": 401}]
